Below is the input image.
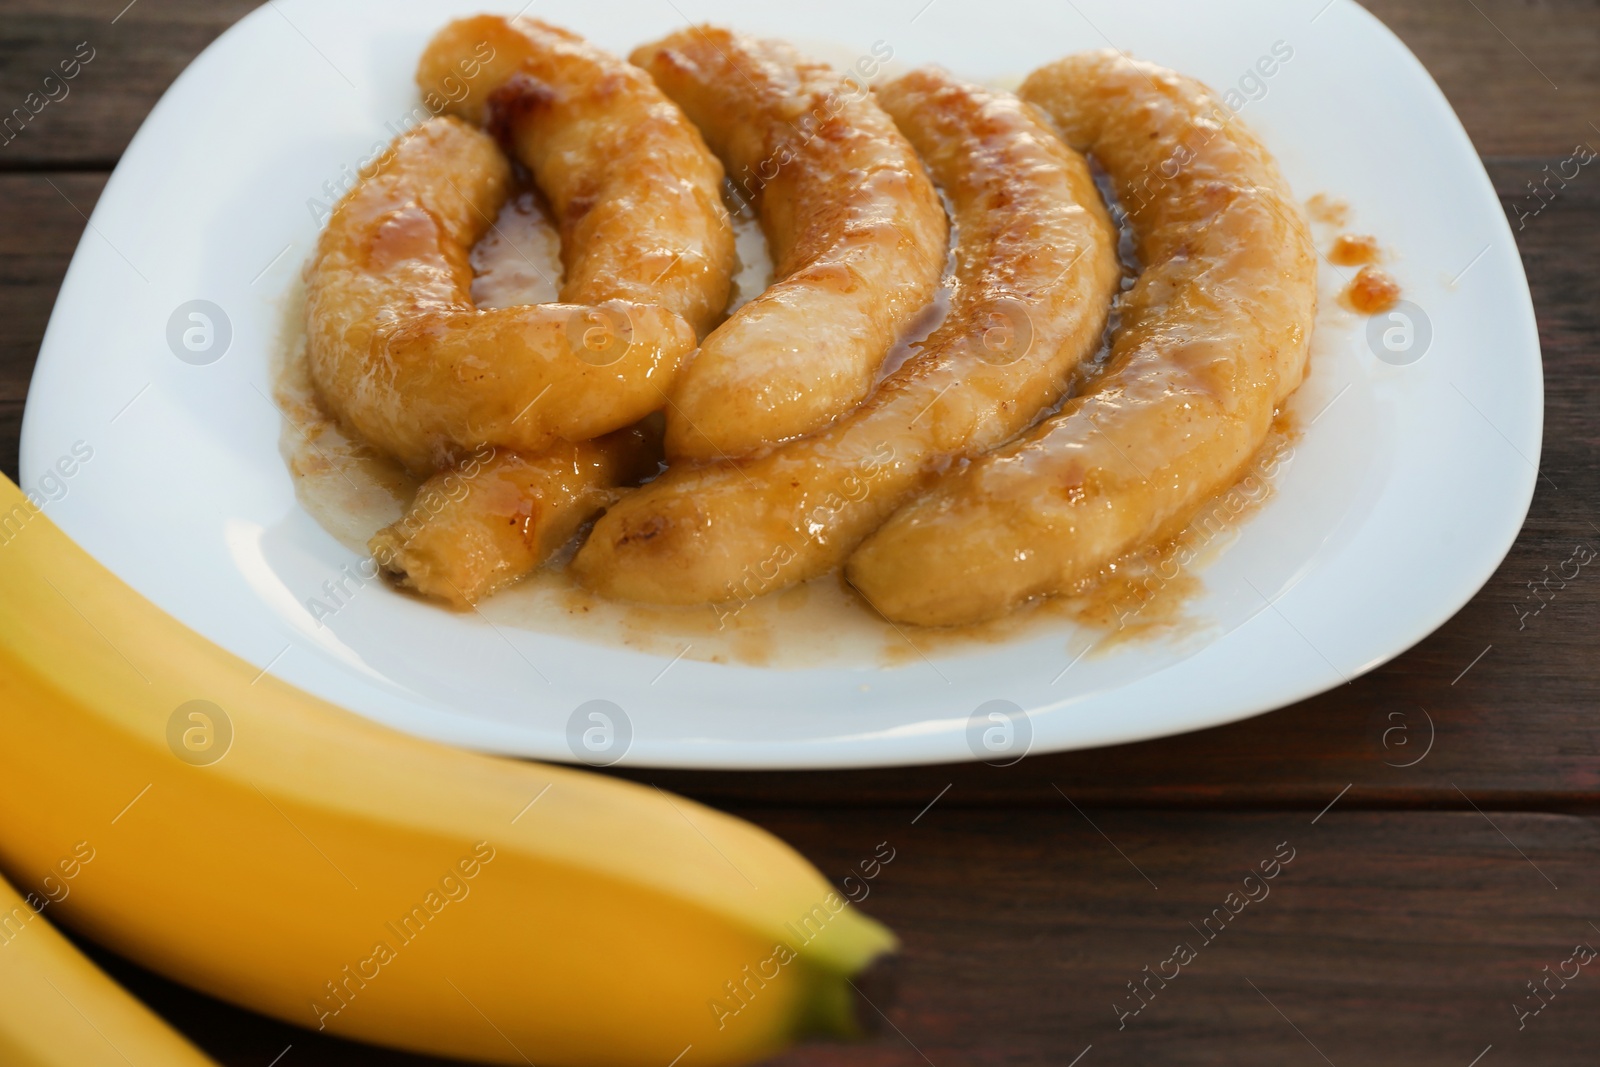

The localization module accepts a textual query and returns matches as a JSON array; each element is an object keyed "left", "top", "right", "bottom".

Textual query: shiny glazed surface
[
  {"left": 309, "top": 17, "right": 739, "bottom": 603},
  {"left": 368, "top": 427, "right": 658, "bottom": 607},
  {"left": 632, "top": 28, "right": 949, "bottom": 460},
  {"left": 308, "top": 16, "right": 741, "bottom": 476},
  {"left": 573, "top": 68, "right": 1121, "bottom": 606},
  {"left": 419, "top": 16, "right": 736, "bottom": 336},
  {"left": 847, "top": 51, "right": 1319, "bottom": 625},
  {"left": 302, "top": 115, "right": 693, "bottom": 475}
]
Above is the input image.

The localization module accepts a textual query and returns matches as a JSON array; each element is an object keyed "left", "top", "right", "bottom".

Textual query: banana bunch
[
  {"left": 0, "top": 870, "right": 218, "bottom": 1066},
  {"left": 0, "top": 475, "right": 895, "bottom": 1065}
]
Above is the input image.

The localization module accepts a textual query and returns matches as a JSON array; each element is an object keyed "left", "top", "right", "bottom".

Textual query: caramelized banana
[
  {"left": 304, "top": 117, "right": 694, "bottom": 474},
  {"left": 369, "top": 428, "right": 658, "bottom": 608},
  {"left": 309, "top": 18, "right": 738, "bottom": 475},
  {"left": 847, "top": 51, "right": 1318, "bottom": 625},
  {"left": 631, "top": 28, "right": 948, "bottom": 460},
  {"left": 418, "top": 16, "right": 735, "bottom": 336},
  {"left": 572, "top": 70, "right": 1119, "bottom": 606}
]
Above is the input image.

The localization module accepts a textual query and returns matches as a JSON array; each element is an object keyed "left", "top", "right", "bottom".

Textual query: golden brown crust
[
  {"left": 368, "top": 428, "right": 658, "bottom": 608},
  {"left": 631, "top": 28, "right": 949, "bottom": 460},
  {"left": 306, "top": 20, "right": 737, "bottom": 476},
  {"left": 571, "top": 69, "right": 1120, "bottom": 606},
  {"left": 845, "top": 51, "right": 1319, "bottom": 626},
  {"left": 417, "top": 16, "right": 735, "bottom": 336},
  {"left": 303, "top": 115, "right": 694, "bottom": 474}
]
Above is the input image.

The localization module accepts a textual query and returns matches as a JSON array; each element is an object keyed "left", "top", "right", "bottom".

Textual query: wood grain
[
  {"left": 1362, "top": 0, "right": 1600, "bottom": 156},
  {"left": 0, "top": 172, "right": 104, "bottom": 489},
  {"left": 0, "top": 0, "right": 256, "bottom": 169},
  {"left": 0, "top": 2, "right": 1596, "bottom": 1065}
]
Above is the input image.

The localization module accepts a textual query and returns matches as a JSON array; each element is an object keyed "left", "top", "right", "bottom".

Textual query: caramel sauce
[
  {"left": 724, "top": 201, "right": 774, "bottom": 316},
  {"left": 272, "top": 294, "right": 419, "bottom": 549},
  {"left": 875, "top": 188, "right": 959, "bottom": 386},
  {"left": 1342, "top": 265, "right": 1402, "bottom": 315},
  {"left": 365, "top": 205, "right": 444, "bottom": 272},
  {"left": 1311, "top": 203, "right": 1400, "bottom": 317},
  {"left": 276, "top": 175, "right": 1313, "bottom": 669},
  {"left": 469, "top": 185, "right": 564, "bottom": 307},
  {"left": 1027, "top": 410, "right": 1297, "bottom": 657},
  {"left": 1328, "top": 233, "right": 1380, "bottom": 266},
  {"left": 1305, "top": 193, "right": 1350, "bottom": 227}
]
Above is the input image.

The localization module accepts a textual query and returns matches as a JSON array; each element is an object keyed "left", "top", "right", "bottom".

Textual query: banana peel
[
  {"left": 0, "top": 475, "right": 896, "bottom": 1066},
  {"left": 0, "top": 869, "right": 219, "bottom": 1066}
]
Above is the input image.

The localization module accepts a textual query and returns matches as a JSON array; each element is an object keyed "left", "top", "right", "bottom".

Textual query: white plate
[{"left": 20, "top": 0, "right": 1540, "bottom": 768}]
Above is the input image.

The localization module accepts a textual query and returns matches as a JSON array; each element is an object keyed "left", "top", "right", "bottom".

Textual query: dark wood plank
[
  {"left": 1362, "top": 0, "right": 1600, "bottom": 157},
  {"left": 0, "top": 400, "right": 21, "bottom": 482},
  {"left": 0, "top": 173, "right": 103, "bottom": 383},
  {"left": 0, "top": 0, "right": 1597, "bottom": 167},
  {"left": 766, "top": 809, "right": 1600, "bottom": 1067},
  {"left": 85, "top": 810, "right": 1600, "bottom": 1066},
  {"left": 0, "top": 172, "right": 104, "bottom": 477},
  {"left": 0, "top": 0, "right": 256, "bottom": 169}
]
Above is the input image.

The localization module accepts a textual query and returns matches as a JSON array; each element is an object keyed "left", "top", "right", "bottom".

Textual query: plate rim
[{"left": 20, "top": 0, "right": 1543, "bottom": 769}]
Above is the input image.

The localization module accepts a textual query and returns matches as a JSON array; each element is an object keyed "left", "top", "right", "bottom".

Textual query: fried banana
[
  {"left": 572, "top": 70, "right": 1120, "bottom": 606},
  {"left": 631, "top": 28, "right": 949, "bottom": 460},
  {"left": 304, "top": 116, "right": 693, "bottom": 474},
  {"left": 418, "top": 16, "right": 735, "bottom": 336},
  {"left": 847, "top": 51, "right": 1318, "bottom": 625},
  {"left": 309, "top": 18, "right": 740, "bottom": 476},
  {"left": 369, "top": 428, "right": 658, "bottom": 608}
]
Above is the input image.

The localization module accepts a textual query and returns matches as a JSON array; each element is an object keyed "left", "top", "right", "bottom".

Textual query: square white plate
[{"left": 19, "top": 0, "right": 1540, "bottom": 768}]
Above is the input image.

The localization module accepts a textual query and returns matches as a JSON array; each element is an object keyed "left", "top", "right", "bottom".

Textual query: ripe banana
[
  {"left": 0, "top": 475, "right": 895, "bottom": 1066},
  {"left": 0, "top": 870, "right": 218, "bottom": 1066}
]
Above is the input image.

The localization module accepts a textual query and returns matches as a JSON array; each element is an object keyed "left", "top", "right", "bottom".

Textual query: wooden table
[{"left": 3, "top": 2, "right": 1597, "bottom": 1064}]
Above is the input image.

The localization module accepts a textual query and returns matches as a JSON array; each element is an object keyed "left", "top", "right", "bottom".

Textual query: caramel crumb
[
  {"left": 1306, "top": 193, "right": 1350, "bottom": 227},
  {"left": 1343, "top": 266, "right": 1402, "bottom": 314},
  {"left": 1329, "top": 233, "right": 1381, "bottom": 266}
]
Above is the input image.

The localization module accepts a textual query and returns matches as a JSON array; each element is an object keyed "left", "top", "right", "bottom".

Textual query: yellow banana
[
  {"left": 0, "top": 870, "right": 218, "bottom": 1066},
  {"left": 0, "top": 475, "right": 895, "bottom": 1066}
]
